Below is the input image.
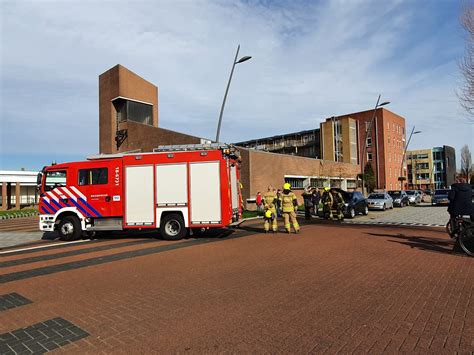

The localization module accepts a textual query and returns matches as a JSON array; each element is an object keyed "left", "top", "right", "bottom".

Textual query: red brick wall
[
  {"left": 334, "top": 108, "right": 406, "bottom": 190},
  {"left": 240, "top": 148, "right": 360, "bottom": 205},
  {"left": 99, "top": 65, "right": 159, "bottom": 154},
  {"left": 119, "top": 121, "right": 201, "bottom": 153}
]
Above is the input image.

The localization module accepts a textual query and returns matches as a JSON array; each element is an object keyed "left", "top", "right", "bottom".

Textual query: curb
[{"left": 0, "top": 212, "right": 39, "bottom": 220}]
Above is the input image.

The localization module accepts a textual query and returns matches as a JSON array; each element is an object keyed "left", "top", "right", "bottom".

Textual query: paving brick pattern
[
  {"left": 355, "top": 204, "right": 449, "bottom": 226},
  {"left": 0, "top": 293, "right": 32, "bottom": 312},
  {"left": 0, "top": 317, "right": 89, "bottom": 354},
  {"left": 0, "top": 220, "right": 473, "bottom": 353}
]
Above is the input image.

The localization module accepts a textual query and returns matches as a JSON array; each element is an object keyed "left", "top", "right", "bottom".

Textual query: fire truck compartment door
[
  {"left": 190, "top": 161, "right": 221, "bottom": 224},
  {"left": 125, "top": 165, "right": 154, "bottom": 226},
  {"left": 230, "top": 165, "right": 238, "bottom": 210},
  {"left": 155, "top": 164, "right": 187, "bottom": 206}
]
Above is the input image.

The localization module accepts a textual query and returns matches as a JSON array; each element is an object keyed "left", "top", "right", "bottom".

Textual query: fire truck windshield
[{"left": 44, "top": 170, "right": 67, "bottom": 192}]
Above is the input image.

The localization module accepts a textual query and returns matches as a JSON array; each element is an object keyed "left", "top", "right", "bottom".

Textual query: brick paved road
[
  {"left": 347, "top": 204, "right": 450, "bottom": 227},
  {"left": 0, "top": 219, "right": 473, "bottom": 353}
]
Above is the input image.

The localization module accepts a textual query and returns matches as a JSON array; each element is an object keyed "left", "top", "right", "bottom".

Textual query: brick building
[
  {"left": 235, "top": 109, "right": 407, "bottom": 191},
  {"left": 325, "top": 109, "right": 406, "bottom": 191},
  {"left": 99, "top": 65, "right": 206, "bottom": 154},
  {"left": 97, "top": 65, "right": 360, "bottom": 206}
]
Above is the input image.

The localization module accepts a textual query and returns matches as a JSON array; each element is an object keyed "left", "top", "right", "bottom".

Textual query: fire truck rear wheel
[
  {"left": 160, "top": 213, "right": 186, "bottom": 240},
  {"left": 58, "top": 216, "right": 82, "bottom": 241}
]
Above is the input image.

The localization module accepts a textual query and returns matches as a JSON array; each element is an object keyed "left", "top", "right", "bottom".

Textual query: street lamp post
[
  {"left": 399, "top": 126, "right": 421, "bottom": 189},
  {"left": 215, "top": 44, "right": 252, "bottom": 142},
  {"left": 360, "top": 94, "right": 390, "bottom": 195}
]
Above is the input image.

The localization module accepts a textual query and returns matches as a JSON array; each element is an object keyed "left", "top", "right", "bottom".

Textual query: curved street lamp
[
  {"left": 215, "top": 45, "right": 252, "bottom": 142},
  {"left": 360, "top": 94, "right": 390, "bottom": 194}
]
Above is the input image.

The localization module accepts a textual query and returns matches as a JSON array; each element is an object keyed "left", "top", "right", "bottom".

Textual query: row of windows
[
  {"left": 387, "top": 121, "right": 405, "bottom": 135},
  {"left": 407, "top": 153, "right": 429, "bottom": 160},
  {"left": 284, "top": 177, "right": 357, "bottom": 190}
]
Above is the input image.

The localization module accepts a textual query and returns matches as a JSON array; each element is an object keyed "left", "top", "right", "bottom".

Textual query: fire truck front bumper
[{"left": 39, "top": 215, "right": 55, "bottom": 232}]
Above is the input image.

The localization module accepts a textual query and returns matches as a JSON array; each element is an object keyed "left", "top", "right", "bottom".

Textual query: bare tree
[
  {"left": 459, "top": 4, "right": 474, "bottom": 121},
  {"left": 461, "top": 144, "right": 472, "bottom": 179}
]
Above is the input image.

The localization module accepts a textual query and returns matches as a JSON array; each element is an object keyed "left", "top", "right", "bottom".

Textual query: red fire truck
[{"left": 37, "top": 144, "right": 242, "bottom": 241}]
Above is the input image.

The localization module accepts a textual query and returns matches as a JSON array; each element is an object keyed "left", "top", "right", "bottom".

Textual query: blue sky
[{"left": 0, "top": 0, "right": 472, "bottom": 171}]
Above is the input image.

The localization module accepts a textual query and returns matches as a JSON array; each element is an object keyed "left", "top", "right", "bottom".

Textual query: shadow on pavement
[
  {"left": 41, "top": 232, "right": 59, "bottom": 241},
  {"left": 365, "top": 232, "right": 467, "bottom": 257}
]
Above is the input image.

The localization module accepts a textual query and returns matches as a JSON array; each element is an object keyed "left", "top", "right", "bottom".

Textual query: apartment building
[
  {"left": 407, "top": 146, "right": 456, "bottom": 189},
  {"left": 320, "top": 117, "right": 358, "bottom": 165},
  {"left": 234, "top": 129, "right": 321, "bottom": 159},
  {"left": 332, "top": 108, "right": 406, "bottom": 190}
]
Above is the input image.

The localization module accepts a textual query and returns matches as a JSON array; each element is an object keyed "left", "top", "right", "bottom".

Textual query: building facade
[
  {"left": 331, "top": 109, "right": 407, "bottom": 191},
  {"left": 99, "top": 65, "right": 205, "bottom": 154},
  {"left": 0, "top": 171, "right": 39, "bottom": 210},
  {"left": 407, "top": 146, "right": 456, "bottom": 189},
  {"left": 237, "top": 109, "right": 407, "bottom": 191},
  {"left": 320, "top": 117, "right": 358, "bottom": 165},
  {"left": 234, "top": 129, "right": 321, "bottom": 159}
]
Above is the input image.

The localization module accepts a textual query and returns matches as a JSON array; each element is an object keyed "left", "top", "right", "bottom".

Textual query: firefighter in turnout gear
[
  {"left": 331, "top": 188, "right": 345, "bottom": 221},
  {"left": 321, "top": 187, "right": 334, "bottom": 220},
  {"left": 281, "top": 183, "right": 300, "bottom": 233},
  {"left": 263, "top": 185, "right": 278, "bottom": 233}
]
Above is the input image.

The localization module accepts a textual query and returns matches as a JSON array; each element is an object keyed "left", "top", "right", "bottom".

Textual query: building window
[
  {"left": 416, "top": 163, "right": 429, "bottom": 170},
  {"left": 114, "top": 98, "right": 153, "bottom": 126},
  {"left": 366, "top": 136, "right": 372, "bottom": 147},
  {"left": 367, "top": 152, "right": 373, "bottom": 161},
  {"left": 78, "top": 168, "right": 108, "bottom": 186},
  {"left": 284, "top": 178, "right": 304, "bottom": 189},
  {"left": 347, "top": 180, "right": 357, "bottom": 189}
]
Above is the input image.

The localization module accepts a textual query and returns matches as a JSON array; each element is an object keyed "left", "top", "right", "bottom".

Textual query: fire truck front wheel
[
  {"left": 57, "top": 216, "right": 82, "bottom": 241},
  {"left": 160, "top": 213, "right": 186, "bottom": 240}
]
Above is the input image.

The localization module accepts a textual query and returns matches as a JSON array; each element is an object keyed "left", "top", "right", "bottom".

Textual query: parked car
[
  {"left": 406, "top": 190, "right": 422, "bottom": 205},
  {"left": 431, "top": 189, "right": 450, "bottom": 206},
  {"left": 388, "top": 190, "right": 409, "bottom": 207},
  {"left": 343, "top": 191, "right": 369, "bottom": 218},
  {"left": 317, "top": 189, "right": 369, "bottom": 218},
  {"left": 367, "top": 192, "right": 393, "bottom": 210}
]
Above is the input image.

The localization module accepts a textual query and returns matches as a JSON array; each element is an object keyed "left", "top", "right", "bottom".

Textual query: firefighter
[
  {"left": 321, "top": 187, "right": 334, "bottom": 220},
  {"left": 263, "top": 185, "right": 278, "bottom": 233},
  {"left": 331, "top": 188, "right": 345, "bottom": 221},
  {"left": 281, "top": 183, "right": 300, "bottom": 234},
  {"left": 263, "top": 209, "right": 277, "bottom": 234}
]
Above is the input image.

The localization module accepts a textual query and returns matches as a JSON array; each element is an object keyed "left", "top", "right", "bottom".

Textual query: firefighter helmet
[
  {"left": 265, "top": 210, "right": 273, "bottom": 219},
  {"left": 324, "top": 187, "right": 330, "bottom": 192},
  {"left": 283, "top": 183, "right": 291, "bottom": 190}
]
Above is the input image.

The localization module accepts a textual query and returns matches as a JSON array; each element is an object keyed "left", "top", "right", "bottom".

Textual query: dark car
[
  {"left": 432, "top": 189, "right": 450, "bottom": 206},
  {"left": 330, "top": 189, "right": 369, "bottom": 218},
  {"left": 388, "top": 190, "right": 410, "bottom": 207}
]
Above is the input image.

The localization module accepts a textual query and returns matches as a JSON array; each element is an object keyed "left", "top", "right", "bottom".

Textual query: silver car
[
  {"left": 367, "top": 193, "right": 393, "bottom": 210},
  {"left": 406, "top": 190, "right": 422, "bottom": 205}
]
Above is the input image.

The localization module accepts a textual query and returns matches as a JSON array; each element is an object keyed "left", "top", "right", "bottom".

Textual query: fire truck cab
[{"left": 37, "top": 144, "right": 242, "bottom": 241}]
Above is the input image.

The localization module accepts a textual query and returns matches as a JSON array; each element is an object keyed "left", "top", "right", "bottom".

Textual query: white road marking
[{"left": 0, "top": 239, "right": 92, "bottom": 255}]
